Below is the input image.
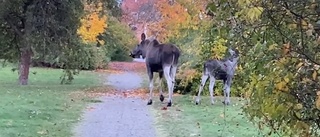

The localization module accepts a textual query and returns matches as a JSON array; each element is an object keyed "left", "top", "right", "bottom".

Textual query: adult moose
[
  {"left": 195, "top": 48, "right": 240, "bottom": 105},
  {"left": 130, "top": 33, "right": 181, "bottom": 107}
]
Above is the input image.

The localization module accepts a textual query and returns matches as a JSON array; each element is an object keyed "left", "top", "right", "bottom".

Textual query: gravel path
[{"left": 74, "top": 71, "right": 156, "bottom": 137}]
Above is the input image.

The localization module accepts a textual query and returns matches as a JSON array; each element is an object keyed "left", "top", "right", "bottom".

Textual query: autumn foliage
[
  {"left": 146, "top": 1, "right": 189, "bottom": 42},
  {"left": 78, "top": 2, "right": 107, "bottom": 44}
]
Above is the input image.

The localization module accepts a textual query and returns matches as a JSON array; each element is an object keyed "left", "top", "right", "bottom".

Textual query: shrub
[{"left": 32, "top": 43, "right": 110, "bottom": 70}]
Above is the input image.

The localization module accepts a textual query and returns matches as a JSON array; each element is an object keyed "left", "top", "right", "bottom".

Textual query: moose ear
[{"left": 141, "top": 33, "right": 146, "bottom": 41}]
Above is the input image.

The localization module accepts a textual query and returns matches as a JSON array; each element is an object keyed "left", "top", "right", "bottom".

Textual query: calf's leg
[
  {"left": 195, "top": 74, "right": 209, "bottom": 105},
  {"left": 223, "top": 77, "right": 232, "bottom": 105},
  {"left": 209, "top": 76, "right": 216, "bottom": 105}
]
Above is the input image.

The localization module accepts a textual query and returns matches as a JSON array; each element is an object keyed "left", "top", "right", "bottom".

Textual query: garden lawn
[
  {"left": 151, "top": 95, "right": 264, "bottom": 137},
  {"left": 0, "top": 66, "right": 101, "bottom": 137}
]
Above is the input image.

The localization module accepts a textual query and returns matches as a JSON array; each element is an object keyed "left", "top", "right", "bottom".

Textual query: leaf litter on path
[{"left": 105, "top": 61, "right": 146, "bottom": 72}]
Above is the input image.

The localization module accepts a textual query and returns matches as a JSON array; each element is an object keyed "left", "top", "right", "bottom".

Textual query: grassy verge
[
  {"left": 151, "top": 95, "right": 264, "bottom": 137},
  {"left": 0, "top": 67, "right": 102, "bottom": 137}
]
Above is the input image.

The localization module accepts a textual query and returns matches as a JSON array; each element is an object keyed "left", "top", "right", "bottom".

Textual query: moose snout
[{"left": 129, "top": 52, "right": 134, "bottom": 57}]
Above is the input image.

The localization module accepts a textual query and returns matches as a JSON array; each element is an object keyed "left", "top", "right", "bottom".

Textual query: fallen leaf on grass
[
  {"left": 161, "top": 107, "right": 167, "bottom": 110},
  {"left": 86, "top": 107, "right": 95, "bottom": 111},
  {"left": 190, "top": 133, "right": 200, "bottom": 136},
  {"left": 220, "top": 113, "right": 224, "bottom": 118},
  {"left": 123, "top": 92, "right": 127, "bottom": 98},
  {"left": 197, "top": 122, "right": 200, "bottom": 128},
  {"left": 37, "top": 130, "right": 48, "bottom": 135}
]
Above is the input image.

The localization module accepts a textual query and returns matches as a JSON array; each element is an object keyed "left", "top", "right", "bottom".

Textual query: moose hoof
[
  {"left": 159, "top": 94, "right": 164, "bottom": 102},
  {"left": 222, "top": 101, "right": 230, "bottom": 105},
  {"left": 167, "top": 101, "right": 172, "bottom": 107},
  {"left": 147, "top": 99, "right": 153, "bottom": 105},
  {"left": 195, "top": 101, "right": 200, "bottom": 105}
]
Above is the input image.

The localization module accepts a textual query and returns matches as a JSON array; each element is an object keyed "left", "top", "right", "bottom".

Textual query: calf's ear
[{"left": 141, "top": 33, "right": 146, "bottom": 41}]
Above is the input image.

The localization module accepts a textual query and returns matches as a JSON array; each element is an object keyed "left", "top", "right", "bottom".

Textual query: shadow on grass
[{"left": 150, "top": 95, "right": 263, "bottom": 137}]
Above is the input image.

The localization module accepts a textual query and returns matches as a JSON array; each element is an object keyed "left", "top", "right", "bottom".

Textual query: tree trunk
[{"left": 18, "top": 48, "right": 32, "bottom": 85}]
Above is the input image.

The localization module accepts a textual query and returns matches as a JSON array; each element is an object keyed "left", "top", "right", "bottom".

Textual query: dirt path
[{"left": 74, "top": 62, "right": 156, "bottom": 137}]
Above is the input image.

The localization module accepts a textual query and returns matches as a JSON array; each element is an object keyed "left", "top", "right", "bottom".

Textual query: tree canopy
[
  {"left": 0, "top": 0, "right": 86, "bottom": 85},
  {"left": 0, "top": 0, "right": 129, "bottom": 85},
  {"left": 204, "top": 0, "right": 320, "bottom": 136}
]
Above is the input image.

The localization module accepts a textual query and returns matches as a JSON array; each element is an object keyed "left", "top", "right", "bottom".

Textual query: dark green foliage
[
  {"left": 100, "top": 16, "right": 137, "bottom": 62},
  {"left": 105, "top": 0, "right": 122, "bottom": 18},
  {"left": 0, "top": 0, "right": 85, "bottom": 84}
]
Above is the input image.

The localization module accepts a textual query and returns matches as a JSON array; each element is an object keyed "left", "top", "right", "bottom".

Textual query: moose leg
[
  {"left": 163, "top": 66, "right": 173, "bottom": 107},
  {"left": 147, "top": 68, "right": 154, "bottom": 105},
  {"left": 159, "top": 71, "right": 164, "bottom": 102},
  {"left": 223, "top": 77, "right": 232, "bottom": 105},
  {"left": 170, "top": 66, "right": 178, "bottom": 97},
  {"left": 195, "top": 74, "right": 209, "bottom": 105},
  {"left": 209, "top": 76, "right": 216, "bottom": 105}
]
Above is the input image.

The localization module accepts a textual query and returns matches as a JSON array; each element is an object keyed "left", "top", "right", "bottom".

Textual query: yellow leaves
[
  {"left": 237, "top": 0, "right": 261, "bottom": 7},
  {"left": 312, "top": 70, "right": 317, "bottom": 80},
  {"left": 296, "top": 121, "right": 310, "bottom": 130},
  {"left": 296, "top": 62, "right": 304, "bottom": 69},
  {"left": 294, "top": 103, "right": 303, "bottom": 110},
  {"left": 236, "top": 3, "right": 263, "bottom": 23},
  {"left": 97, "top": 39, "right": 105, "bottom": 45},
  {"left": 247, "top": 7, "right": 263, "bottom": 22},
  {"left": 284, "top": 77, "right": 290, "bottom": 83},
  {"left": 275, "top": 81, "right": 287, "bottom": 92},
  {"left": 301, "top": 19, "right": 309, "bottom": 29},
  {"left": 77, "top": 1, "right": 107, "bottom": 44},
  {"left": 210, "top": 38, "right": 227, "bottom": 59},
  {"left": 275, "top": 74, "right": 292, "bottom": 92},
  {"left": 276, "top": 57, "right": 289, "bottom": 67},
  {"left": 237, "top": 7, "right": 263, "bottom": 22},
  {"left": 282, "top": 43, "right": 290, "bottom": 55},
  {"left": 287, "top": 23, "right": 297, "bottom": 29},
  {"left": 316, "top": 91, "right": 320, "bottom": 109},
  {"left": 302, "top": 78, "right": 312, "bottom": 84},
  {"left": 148, "top": 0, "right": 191, "bottom": 42},
  {"left": 268, "top": 44, "right": 277, "bottom": 51},
  {"left": 317, "top": 36, "right": 320, "bottom": 45},
  {"left": 244, "top": 73, "right": 260, "bottom": 96}
]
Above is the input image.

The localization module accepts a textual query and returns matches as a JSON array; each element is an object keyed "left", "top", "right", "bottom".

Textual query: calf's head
[{"left": 228, "top": 48, "right": 240, "bottom": 59}]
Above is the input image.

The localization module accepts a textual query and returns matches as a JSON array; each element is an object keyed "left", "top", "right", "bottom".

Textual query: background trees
[
  {"left": 0, "top": 0, "right": 136, "bottom": 85},
  {"left": 0, "top": 0, "right": 85, "bottom": 85}
]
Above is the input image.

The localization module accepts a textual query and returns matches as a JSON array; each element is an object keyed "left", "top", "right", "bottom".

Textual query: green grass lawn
[
  {"left": 0, "top": 66, "right": 102, "bottom": 137},
  {"left": 151, "top": 95, "right": 264, "bottom": 137}
]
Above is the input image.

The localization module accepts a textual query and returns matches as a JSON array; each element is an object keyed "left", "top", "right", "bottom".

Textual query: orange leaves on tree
[
  {"left": 148, "top": 0, "right": 190, "bottom": 42},
  {"left": 78, "top": 2, "right": 107, "bottom": 44}
]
